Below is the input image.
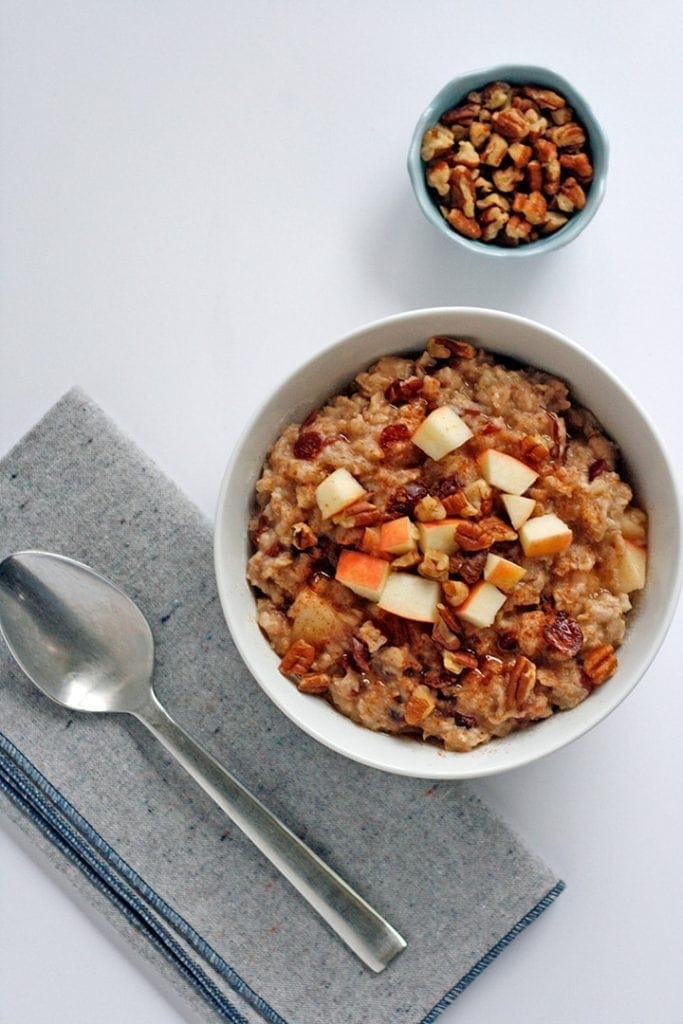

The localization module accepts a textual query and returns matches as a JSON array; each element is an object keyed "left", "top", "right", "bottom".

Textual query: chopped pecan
[
  {"left": 432, "top": 604, "right": 463, "bottom": 649},
  {"left": 479, "top": 515, "right": 518, "bottom": 543},
  {"left": 521, "top": 85, "right": 566, "bottom": 110},
  {"left": 542, "top": 210, "right": 568, "bottom": 234},
  {"left": 480, "top": 132, "right": 509, "bottom": 167},
  {"left": 493, "top": 165, "right": 524, "bottom": 193},
  {"left": 582, "top": 644, "right": 618, "bottom": 685},
  {"left": 356, "top": 620, "right": 387, "bottom": 654},
  {"left": 480, "top": 204, "right": 509, "bottom": 241},
  {"left": 526, "top": 159, "right": 543, "bottom": 192},
  {"left": 384, "top": 376, "right": 424, "bottom": 405},
  {"left": 556, "top": 176, "right": 587, "bottom": 213},
  {"left": 426, "top": 159, "right": 452, "bottom": 197},
  {"left": 547, "top": 411, "right": 568, "bottom": 462},
  {"left": 298, "top": 672, "right": 330, "bottom": 694},
  {"left": 548, "top": 122, "right": 586, "bottom": 148},
  {"left": 279, "top": 639, "right": 316, "bottom": 678},
  {"left": 441, "top": 580, "right": 470, "bottom": 608},
  {"left": 442, "top": 490, "right": 478, "bottom": 517},
  {"left": 391, "top": 550, "right": 422, "bottom": 570},
  {"left": 437, "top": 336, "right": 478, "bottom": 360},
  {"left": 469, "top": 120, "right": 491, "bottom": 150},
  {"left": 421, "top": 124, "right": 456, "bottom": 160},
  {"left": 404, "top": 684, "right": 437, "bottom": 725},
  {"left": 543, "top": 611, "right": 584, "bottom": 659},
  {"left": 518, "top": 434, "right": 550, "bottom": 467},
  {"left": 443, "top": 649, "right": 478, "bottom": 674},
  {"left": 559, "top": 152, "right": 593, "bottom": 181},
  {"left": 440, "top": 206, "right": 482, "bottom": 239},
  {"left": 482, "top": 80, "right": 512, "bottom": 110},
  {"left": 508, "top": 141, "right": 533, "bottom": 168},
  {"left": 550, "top": 105, "right": 574, "bottom": 125},
  {"left": 493, "top": 107, "right": 531, "bottom": 141},
  {"left": 453, "top": 140, "right": 480, "bottom": 170},
  {"left": 418, "top": 551, "right": 450, "bottom": 581},
  {"left": 450, "top": 165, "right": 478, "bottom": 218},
  {"left": 506, "top": 656, "right": 537, "bottom": 706},
  {"left": 512, "top": 190, "right": 548, "bottom": 226},
  {"left": 426, "top": 336, "right": 452, "bottom": 359},
  {"left": 505, "top": 214, "right": 534, "bottom": 241},
  {"left": 414, "top": 494, "right": 447, "bottom": 522},
  {"left": 441, "top": 102, "right": 481, "bottom": 127},
  {"left": 454, "top": 520, "right": 492, "bottom": 551},
  {"left": 292, "top": 522, "right": 318, "bottom": 550}
]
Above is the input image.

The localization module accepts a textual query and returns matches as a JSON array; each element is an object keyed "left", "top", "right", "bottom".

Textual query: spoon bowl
[
  {"left": 0, "top": 551, "right": 153, "bottom": 713},
  {"left": 0, "top": 550, "right": 406, "bottom": 972}
]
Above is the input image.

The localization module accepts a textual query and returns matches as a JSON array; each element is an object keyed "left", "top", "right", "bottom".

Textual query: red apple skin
[
  {"left": 335, "top": 550, "right": 389, "bottom": 601},
  {"left": 379, "top": 516, "right": 416, "bottom": 555}
]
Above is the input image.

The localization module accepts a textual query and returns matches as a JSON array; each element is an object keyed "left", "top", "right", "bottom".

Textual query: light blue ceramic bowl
[{"left": 407, "top": 64, "right": 609, "bottom": 258}]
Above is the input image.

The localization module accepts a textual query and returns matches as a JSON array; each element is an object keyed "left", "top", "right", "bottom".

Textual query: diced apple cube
[
  {"left": 615, "top": 538, "right": 647, "bottom": 593},
  {"left": 315, "top": 468, "right": 366, "bottom": 519},
  {"left": 454, "top": 581, "right": 507, "bottom": 628},
  {"left": 379, "top": 516, "right": 418, "bottom": 555},
  {"left": 411, "top": 406, "right": 473, "bottom": 461},
  {"left": 477, "top": 449, "right": 538, "bottom": 495},
  {"left": 335, "top": 550, "right": 389, "bottom": 602},
  {"left": 484, "top": 553, "right": 526, "bottom": 592},
  {"left": 377, "top": 572, "right": 441, "bottom": 623},
  {"left": 501, "top": 493, "right": 536, "bottom": 529},
  {"left": 519, "top": 513, "right": 573, "bottom": 557},
  {"left": 417, "top": 518, "right": 461, "bottom": 555}
]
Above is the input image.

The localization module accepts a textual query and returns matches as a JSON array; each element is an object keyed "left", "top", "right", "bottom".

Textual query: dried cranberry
[
  {"left": 431, "top": 475, "right": 461, "bottom": 499},
  {"left": 450, "top": 552, "right": 487, "bottom": 585},
  {"left": 308, "top": 536, "right": 339, "bottom": 578},
  {"left": 293, "top": 431, "right": 323, "bottom": 460},
  {"left": 379, "top": 423, "right": 411, "bottom": 450},
  {"left": 588, "top": 459, "right": 607, "bottom": 482},
  {"left": 543, "top": 611, "right": 584, "bottom": 658},
  {"left": 386, "top": 481, "right": 429, "bottom": 517}
]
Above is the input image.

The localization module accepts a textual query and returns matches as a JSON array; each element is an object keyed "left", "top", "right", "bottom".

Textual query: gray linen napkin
[{"left": 0, "top": 389, "right": 564, "bottom": 1024}]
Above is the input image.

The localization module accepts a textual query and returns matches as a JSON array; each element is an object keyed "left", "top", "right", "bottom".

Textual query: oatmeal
[{"left": 247, "top": 337, "right": 647, "bottom": 752}]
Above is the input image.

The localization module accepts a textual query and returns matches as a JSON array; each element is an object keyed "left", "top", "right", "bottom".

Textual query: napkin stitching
[
  {"left": 419, "top": 878, "right": 566, "bottom": 1024},
  {"left": 0, "top": 729, "right": 288, "bottom": 1024}
]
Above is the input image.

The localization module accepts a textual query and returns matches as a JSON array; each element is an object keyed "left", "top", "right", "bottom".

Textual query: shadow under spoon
[{"left": 0, "top": 549, "right": 406, "bottom": 972}]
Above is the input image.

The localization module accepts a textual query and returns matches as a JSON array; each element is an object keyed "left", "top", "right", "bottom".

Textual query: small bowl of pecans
[{"left": 407, "top": 65, "right": 608, "bottom": 256}]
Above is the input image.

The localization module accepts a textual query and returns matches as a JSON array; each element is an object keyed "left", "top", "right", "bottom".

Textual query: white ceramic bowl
[{"left": 214, "top": 308, "right": 681, "bottom": 779}]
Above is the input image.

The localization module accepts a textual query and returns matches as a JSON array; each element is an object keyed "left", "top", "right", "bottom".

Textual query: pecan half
[
  {"left": 454, "top": 520, "right": 492, "bottom": 551},
  {"left": 506, "top": 655, "right": 537, "bottom": 706},
  {"left": 582, "top": 644, "right": 617, "bottom": 685},
  {"left": 298, "top": 672, "right": 330, "bottom": 694},
  {"left": 279, "top": 639, "right": 316, "bottom": 678}
]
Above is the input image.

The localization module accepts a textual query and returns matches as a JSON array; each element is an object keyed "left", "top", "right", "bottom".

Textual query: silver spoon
[{"left": 0, "top": 550, "right": 406, "bottom": 972}]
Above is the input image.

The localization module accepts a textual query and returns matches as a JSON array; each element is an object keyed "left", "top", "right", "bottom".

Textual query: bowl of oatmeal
[
  {"left": 407, "top": 65, "right": 608, "bottom": 256},
  {"left": 214, "top": 308, "right": 680, "bottom": 778}
]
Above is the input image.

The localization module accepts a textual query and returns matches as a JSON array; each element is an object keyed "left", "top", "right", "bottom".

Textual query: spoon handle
[{"left": 133, "top": 690, "right": 406, "bottom": 972}]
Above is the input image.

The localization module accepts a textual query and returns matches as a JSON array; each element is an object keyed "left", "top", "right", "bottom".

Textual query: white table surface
[{"left": 1, "top": 3, "right": 682, "bottom": 1022}]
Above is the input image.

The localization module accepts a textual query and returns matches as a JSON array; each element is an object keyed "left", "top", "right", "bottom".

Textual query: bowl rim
[
  {"left": 214, "top": 306, "right": 681, "bottom": 779},
  {"left": 407, "top": 63, "right": 610, "bottom": 259}
]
